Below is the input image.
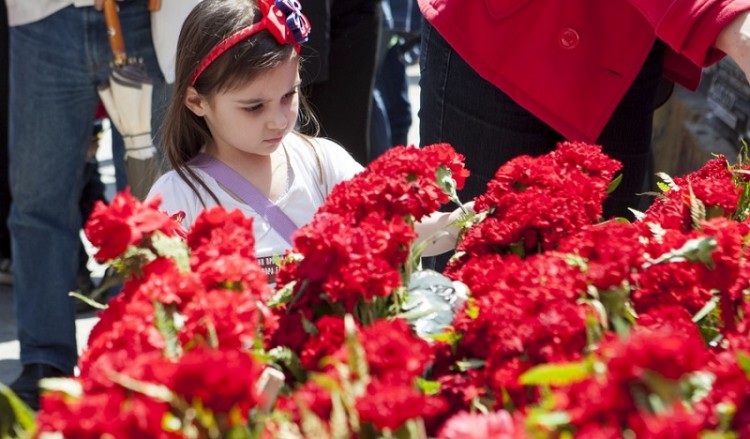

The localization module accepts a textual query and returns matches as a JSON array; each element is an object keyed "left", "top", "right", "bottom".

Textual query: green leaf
[
  {"left": 415, "top": 378, "right": 441, "bottom": 396},
  {"left": 715, "top": 401, "right": 737, "bottom": 432},
  {"left": 465, "top": 299, "right": 479, "bottom": 319},
  {"left": 682, "top": 371, "right": 715, "bottom": 404},
  {"left": 456, "top": 359, "right": 486, "bottom": 372},
  {"left": 409, "top": 229, "right": 432, "bottom": 258},
  {"left": 267, "top": 346, "right": 307, "bottom": 383},
  {"left": 526, "top": 408, "right": 571, "bottom": 430},
  {"left": 641, "top": 370, "right": 682, "bottom": 408},
  {"left": 0, "top": 383, "right": 37, "bottom": 438},
  {"left": 700, "top": 432, "right": 738, "bottom": 439},
  {"left": 428, "top": 329, "right": 462, "bottom": 345},
  {"left": 692, "top": 296, "right": 720, "bottom": 323},
  {"left": 644, "top": 237, "right": 717, "bottom": 268},
  {"left": 401, "top": 418, "right": 428, "bottom": 439},
  {"left": 737, "top": 351, "right": 750, "bottom": 379},
  {"left": 739, "top": 139, "right": 750, "bottom": 166},
  {"left": 656, "top": 181, "right": 670, "bottom": 193},
  {"left": 706, "top": 206, "right": 726, "bottom": 220},
  {"left": 343, "top": 314, "right": 368, "bottom": 383},
  {"left": 519, "top": 359, "right": 593, "bottom": 386},
  {"left": 564, "top": 253, "right": 588, "bottom": 272},
  {"left": 267, "top": 280, "right": 297, "bottom": 308},
  {"left": 301, "top": 314, "right": 319, "bottom": 336},
  {"left": 655, "top": 172, "right": 680, "bottom": 191},
  {"left": 225, "top": 426, "right": 254, "bottom": 439},
  {"left": 154, "top": 301, "right": 182, "bottom": 359},
  {"left": 689, "top": 185, "right": 707, "bottom": 230},
  {"left": 610, "top": 314, "right": 632, "bottom": 336},
  {"left": 329, "top": 389, "right": 351, "bottom": 438},
  {"left": 151, "top": 232, "right": 191, "bottom": 271},
  {"left": 109, "top": 371, "right": 175, "bottom": 403},
  {"left": 606, "top": 173, "right": 623, "bottom": 194}
]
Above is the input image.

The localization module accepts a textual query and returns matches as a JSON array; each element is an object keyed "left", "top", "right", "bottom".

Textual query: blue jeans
[
  {"left": 370, "top": 0, "right": 421, "bottom": 158},
  {"left": 370, "top": 43, "right": 414, "bottom": 158},
  {"left": 8, "top": 2, "right": 168, "bottom": 373},
  {"left": 419, "top": 22, "right": 663, "bottom": 218}
]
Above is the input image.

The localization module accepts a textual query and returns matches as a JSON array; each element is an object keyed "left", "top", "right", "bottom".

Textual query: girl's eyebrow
[
  {"left": 234, "top": 81, "right": 301, "bottom": 104},
  {"left": 235, "top": 97, "right": 267, "bottom": 104}
]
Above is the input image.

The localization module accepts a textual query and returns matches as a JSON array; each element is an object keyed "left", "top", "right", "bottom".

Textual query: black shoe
[{"left": 9, "top": 363, "right": 66, "bottom": 411}]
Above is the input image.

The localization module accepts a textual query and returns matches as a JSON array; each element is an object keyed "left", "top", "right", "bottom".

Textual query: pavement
[
  {"left": 0, "top": 285, "right": 99, "bottom": 385},
  {"left": 0, "top": 64, "right": 422, "bottom": 387},
  {"left": 0, "top": 283, "right": 25, "bottom": 385}
]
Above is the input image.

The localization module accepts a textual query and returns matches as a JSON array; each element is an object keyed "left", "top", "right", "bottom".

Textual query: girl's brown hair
[{"left": 159, "top": 0, "right": 318, "bottom": 206}]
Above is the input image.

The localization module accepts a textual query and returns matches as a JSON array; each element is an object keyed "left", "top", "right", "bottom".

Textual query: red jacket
[{"left": 419, "top": 0, "right": 750, "bottom": 142}]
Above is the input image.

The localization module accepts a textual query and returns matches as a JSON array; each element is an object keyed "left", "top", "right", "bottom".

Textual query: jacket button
[{"left": 558, "top": 28, "right": 580, "bottom": 49}]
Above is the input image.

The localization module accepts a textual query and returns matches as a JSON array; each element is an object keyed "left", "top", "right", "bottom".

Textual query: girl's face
[{"left": 187, "top": 57, "right": 300, "bottom": 159}]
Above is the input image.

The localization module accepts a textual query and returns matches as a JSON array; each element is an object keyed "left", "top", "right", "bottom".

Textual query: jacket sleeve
[{"left": 628, "top": 0, "right": 750, "bottom": 66}]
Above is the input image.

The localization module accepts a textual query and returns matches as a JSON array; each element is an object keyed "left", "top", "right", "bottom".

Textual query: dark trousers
[
  {"left": 0, "top": 0, "right": 9, "bottom": 258},
  {"left": 370, "top": 38, "right": 415, "bottom": 158},
  {"left": 419, "top": 22, "right": 664, "bottom": 270},
  {"left": 419, "top": 22, "right": 664, "bottom": 218},
  {"left": 301, "top": 0, "right": 382, "bottom": 165}
]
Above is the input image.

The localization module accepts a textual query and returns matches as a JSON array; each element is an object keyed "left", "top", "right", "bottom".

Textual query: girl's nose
[{"left": 268, "top": 109, "right": 289, "bottom": 130}]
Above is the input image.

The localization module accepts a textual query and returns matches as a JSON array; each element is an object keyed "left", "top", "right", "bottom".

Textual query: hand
[{"left": 716, "top": 10, "right": 750, "bottom": 83}]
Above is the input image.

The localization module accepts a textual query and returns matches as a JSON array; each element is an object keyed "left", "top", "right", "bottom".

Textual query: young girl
[{"left": 148, "top": 0, "right": 463, "bottom": 277}]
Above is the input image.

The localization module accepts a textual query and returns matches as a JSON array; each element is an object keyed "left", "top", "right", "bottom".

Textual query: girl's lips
[{"left": 265, "top": 136, "right": 283, "bottom": 143}]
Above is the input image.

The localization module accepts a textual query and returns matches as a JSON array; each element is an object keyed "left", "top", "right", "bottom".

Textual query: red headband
[{"left": 190, "top": 0, "right": 311, "bottom": 86}]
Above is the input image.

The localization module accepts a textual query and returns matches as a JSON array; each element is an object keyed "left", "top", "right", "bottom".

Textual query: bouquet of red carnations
[
  {"left": 5, "top": 141, "right": 750, "bottom": 438},
  {"left": 9, "top": 143, "right": 467, "bottom": 438},
  {"left": 430, "top": 145, "right": 750, "bottom": 438}
]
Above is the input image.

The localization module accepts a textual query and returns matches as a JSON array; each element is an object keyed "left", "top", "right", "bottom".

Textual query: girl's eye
[
  {"left": 282, "top": 90, "right": 297, "bottom": 100},
  {"left": 244, "top": 104, "right": 263, "bottom": 112}
]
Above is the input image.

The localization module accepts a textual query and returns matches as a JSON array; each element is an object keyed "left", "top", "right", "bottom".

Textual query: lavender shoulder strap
[{"left": 189, "top": 153, "right": 298, "bottom": 244}]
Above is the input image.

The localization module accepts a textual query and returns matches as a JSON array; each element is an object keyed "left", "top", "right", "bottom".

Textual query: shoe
[
  {"left": 0, "top": 258, "right": 12, "bottom": 285},
  {"left": 9, "top": 363, "right": 66, "bottom": 411}
]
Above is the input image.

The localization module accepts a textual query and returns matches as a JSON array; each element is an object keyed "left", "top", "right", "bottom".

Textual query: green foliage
[
  {"left": 152, "top": 233, "right": 191, "bottom": 271},
  {"left": 644, "top": 236, "right": 718, "bottom": 268},
  {"left": 455, "top": 359, "right": 486, "bottom": 372},
  {"left": 519, "top": 359, "right": 594, "bottom": 387},
  {"left": 689, "top": 185, "right": 708, "bottom": 230},
  {"left": 415, "top": 378, "right": 441, "bottom": 396},
  {"left": 0, "top": 384, "right": 36, "bottom": 439},
  {"left": 737, "top": 351, "right": 750, "bottom": 379},
  {"left": 154, "top": 301, "right": 183, "bottom": 359},
  {"left": 267, "top": 346, "right": 307, "bottom": 383},
  {"left": 655, "top": 172, "right": 680, "bottom": 192},
  {"left": 266, "top": 280, "right": 298, "bottom": 308},
  {"left": 606, "top": 173, "right": 623, "bottom": 195}
]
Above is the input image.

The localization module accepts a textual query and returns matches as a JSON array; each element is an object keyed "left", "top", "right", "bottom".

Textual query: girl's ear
[{"left": 184, "top": 86, "right": 207, "bottom": 117}]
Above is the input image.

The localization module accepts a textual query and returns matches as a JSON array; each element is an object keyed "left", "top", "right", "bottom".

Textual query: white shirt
[
  {"left": 6, "top": 0, "right": 94, "bottom": 26},
  {"left": 147, "top": 134, "right": 363, "bottom": 260},
  {"left": 150, "top": 0, "right": 202, "bottom": 83}
]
